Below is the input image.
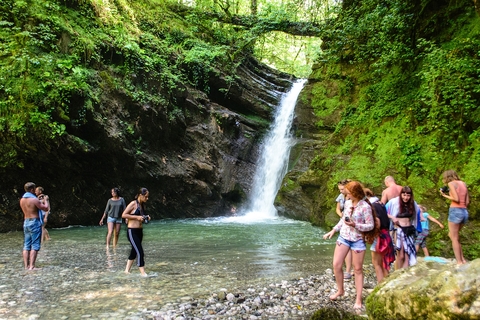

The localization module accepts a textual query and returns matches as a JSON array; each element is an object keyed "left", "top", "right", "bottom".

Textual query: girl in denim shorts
[{"left": 440, "top": 170, "right": 470, "bottom": 265}]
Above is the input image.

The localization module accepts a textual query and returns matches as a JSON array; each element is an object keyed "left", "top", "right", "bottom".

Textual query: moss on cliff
[
  {"left": 0, "top": 0, "right": 296, "bottom": 230},
  {"left": 298, "top": 0, "right": 480, "bottom": 260}
]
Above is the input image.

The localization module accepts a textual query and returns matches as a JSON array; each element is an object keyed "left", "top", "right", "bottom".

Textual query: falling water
[{"left": 244, "top": 79, "right": 306, "bottom": 220}]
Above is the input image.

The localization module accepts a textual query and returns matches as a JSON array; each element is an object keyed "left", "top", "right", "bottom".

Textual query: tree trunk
[{"left": 251, "top": 0, "right": 257, "bottom": 16}]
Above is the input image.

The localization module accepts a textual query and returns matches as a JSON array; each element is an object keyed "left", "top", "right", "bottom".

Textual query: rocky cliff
[{"left": 0, "top": 58, "right": 295, "bottom": 232}]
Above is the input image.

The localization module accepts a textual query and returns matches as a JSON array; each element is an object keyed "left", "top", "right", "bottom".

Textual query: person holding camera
[
  {"left": 122, "top": 187, "right": 150, "bottom": 277},
  {"left": 323, "top": 181, "right": 375, "bottom": 311},
  {"left": 440, "top": 170, "right": 470, "bottom": 265},
  {"left": 335, "top": 179, "right": 353, "bottom": 280}
]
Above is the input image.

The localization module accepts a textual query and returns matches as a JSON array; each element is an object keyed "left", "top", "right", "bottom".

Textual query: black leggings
[{"left": 127, "top": 228, "right": 144, "bottom": 267}]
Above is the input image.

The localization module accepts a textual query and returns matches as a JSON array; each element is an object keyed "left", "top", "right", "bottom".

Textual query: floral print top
[{"left": 333, "top": 199, "right": 374, "bottom": 242}]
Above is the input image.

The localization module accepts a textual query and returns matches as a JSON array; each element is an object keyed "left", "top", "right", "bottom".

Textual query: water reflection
[{"left": 0, "top": 218, "right": 336, "bottom": 318}]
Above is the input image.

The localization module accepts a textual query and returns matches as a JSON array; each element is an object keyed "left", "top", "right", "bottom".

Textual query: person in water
[
  {"left": 35, "top": 186, "right": 51, "bottom": 243},
  {"left": 440, "top": 170, "right": 470, "bottom": 265},
  {"left": 323, "top": 181, "right": 375, "bottom": 311},
  {"left": 20, "top": 182, "right": 49, "bottom": 270},
  {"left": 122, "top": 187, "right": 150, "bottom": 277},
  {"left": 99, "top": 187, "right": 126, "bottom": 247}
]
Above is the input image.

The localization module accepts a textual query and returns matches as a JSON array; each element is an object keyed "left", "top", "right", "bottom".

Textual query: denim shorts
[
  {"left": 107, "top": 217, "right": 122, "bottom": 224},
  {"left": 336, "top": 236, "right": 366, "bottom": 252},
  {"left": 448, "top": 207, "right": 468, "bottom": 224},
  {"left": 23, "top": 218, "right": 42, "bottom": 251}
]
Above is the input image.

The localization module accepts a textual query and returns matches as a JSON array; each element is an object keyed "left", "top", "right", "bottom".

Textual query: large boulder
[{"left": 366, "top": 257, "right": 480, "bottom": 319}]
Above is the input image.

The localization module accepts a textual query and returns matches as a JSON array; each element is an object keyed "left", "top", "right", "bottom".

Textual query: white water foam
[{"left": 236, "top": 79, "right": 306, "bottom": 223}]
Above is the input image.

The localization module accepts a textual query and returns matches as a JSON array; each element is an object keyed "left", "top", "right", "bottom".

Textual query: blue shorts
[
  {"left": 336, "top": 236, "right": 366, "bottom": 252},
  {"left": 23, "top": 218, "right": 42, "bottom": 251},
  {"left": 107, "top": 217, "right": 122, "bottom": 224},
  {"left": 448, "top": 207, "right": 468, "bottom": 224}
]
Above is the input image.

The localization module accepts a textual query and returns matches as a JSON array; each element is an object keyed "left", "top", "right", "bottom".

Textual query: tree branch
[{"left": 168, "top": 3, "right": 324, "bottom": 37}]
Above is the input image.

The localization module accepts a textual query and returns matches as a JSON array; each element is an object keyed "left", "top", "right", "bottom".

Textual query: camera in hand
[
  {"left": 440, "top": 186, "right": 450, "bottom": 194},
  {"left": 142, "top": 215, "right": 150, "bottom": 224},
  {"left": 345, "top": 216, "right": 350, "bottom": 222}
]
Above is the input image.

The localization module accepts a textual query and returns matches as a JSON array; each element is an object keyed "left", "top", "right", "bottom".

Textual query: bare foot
[
  {"left": 329, "top": 291, "right": 344, "bottom": 300},
  {"left": 353, "top": 303, "right": 364, "bottom": 313},
  {"left": 140, "top": 273, "right": 148, "bottom": 277},
  {"left": 124, "top": 271, "right": 131, "bottom": 274},
  {"left": 28, "top": 267, "right": 42, "bottom": 271}
]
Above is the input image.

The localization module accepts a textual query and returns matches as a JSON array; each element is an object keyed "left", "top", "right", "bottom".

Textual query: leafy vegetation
[
  {"left": 0, "top": 0, "right": 333, "bottom": 169},
  {"left": 0, "top": 0, "right": 250, "bottom": 169},
  {"left": 306, "top": 0, "right": 480, "bottom": 259},
  {"left": 1, "top": 0, "right": 478, "bottom": 259}
]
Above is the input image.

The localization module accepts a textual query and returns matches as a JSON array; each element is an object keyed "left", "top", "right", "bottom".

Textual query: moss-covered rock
[{"left": 366, "top": 258, "right": 480, "bottom": 319}]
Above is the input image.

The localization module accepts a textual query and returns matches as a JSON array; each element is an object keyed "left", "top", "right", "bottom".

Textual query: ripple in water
[
  {"left": 0, "top": 219, "right": 335, "bottom": 318},
  {"left": 0, "top": 81, "right": 336, "bottom": 318}
]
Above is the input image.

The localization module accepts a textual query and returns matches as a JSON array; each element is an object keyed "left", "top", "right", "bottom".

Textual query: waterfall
[{"left": 244, "top": 79, "right": 306, "bottom": 220}]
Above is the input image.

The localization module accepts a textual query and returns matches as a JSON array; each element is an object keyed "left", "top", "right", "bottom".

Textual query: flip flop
[{"left": 343, "top": 272, "right": 352, "bottom": 279}]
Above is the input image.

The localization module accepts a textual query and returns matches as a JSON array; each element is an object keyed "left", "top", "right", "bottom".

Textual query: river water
[
  {"left": 0, "top": 80, "right": 338, "bottom": 319},
  {"left": 0, "top": 217, "right": 336, "bottom": 319}
]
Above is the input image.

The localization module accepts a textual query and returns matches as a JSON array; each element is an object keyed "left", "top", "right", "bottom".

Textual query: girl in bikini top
[
  {"left": 133, "top": 200, "right": 144, "bottom": 216},
  {"left": 396, "top": 210, "right": 413, "bottom": 219}
]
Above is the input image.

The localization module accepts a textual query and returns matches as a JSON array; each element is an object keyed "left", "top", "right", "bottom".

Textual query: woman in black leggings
[{"left": 122, "top": 187, "right": 150, "bottom": 277}]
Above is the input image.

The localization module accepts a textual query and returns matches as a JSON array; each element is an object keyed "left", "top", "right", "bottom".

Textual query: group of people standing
[
  {"left": 20, "top": 183, "right": 151, "bottom": 276},
  {"left": 324, "top": 170, "right": 470, "bottom": 311}
]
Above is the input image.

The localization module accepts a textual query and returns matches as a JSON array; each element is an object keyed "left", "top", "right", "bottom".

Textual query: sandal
[{"left": 343, "top": 272, "right": 352, "bottom": 279}]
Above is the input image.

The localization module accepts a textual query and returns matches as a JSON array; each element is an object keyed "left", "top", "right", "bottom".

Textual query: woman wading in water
[
  {"left": 323, "top": 181, "right": 376, "bottom": 311},
  {"left": 122, "top": 188, "right": 150, "bottom": 277},
  {"left": 99, "top": 187, "right": 126, "bottom": 247}
]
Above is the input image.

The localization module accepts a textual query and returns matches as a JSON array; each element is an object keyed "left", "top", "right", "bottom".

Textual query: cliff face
[
  {"left": 275, "top": 0, "right": 480, "bottom": 263},
  {"left": 275, "top": 79, "right": 326, "bottom": 224},
  {"left": 0, "top": 58, "right": 294, "bottom": 232}
]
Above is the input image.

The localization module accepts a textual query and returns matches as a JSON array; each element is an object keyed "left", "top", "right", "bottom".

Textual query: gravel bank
[{"left": 146, "top": 266, "right": 376, "bottom": 319}]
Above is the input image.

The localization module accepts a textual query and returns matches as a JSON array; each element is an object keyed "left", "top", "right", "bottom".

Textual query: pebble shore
[{"left": 145, "top": 266, "right": 376, "bottom": 319}]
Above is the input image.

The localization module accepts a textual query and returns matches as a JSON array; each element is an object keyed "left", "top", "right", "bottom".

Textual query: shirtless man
[
  {"left": 20, "top": 182, "right": 49, "bottom": 270},
  {"left": 380, "top": 176, "right": 403, "bottom": 204}
]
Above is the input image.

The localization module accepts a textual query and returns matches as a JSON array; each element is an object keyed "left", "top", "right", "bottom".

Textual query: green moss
[{"left": 305, "top": 0, "right": 480, "bottom": 260}]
